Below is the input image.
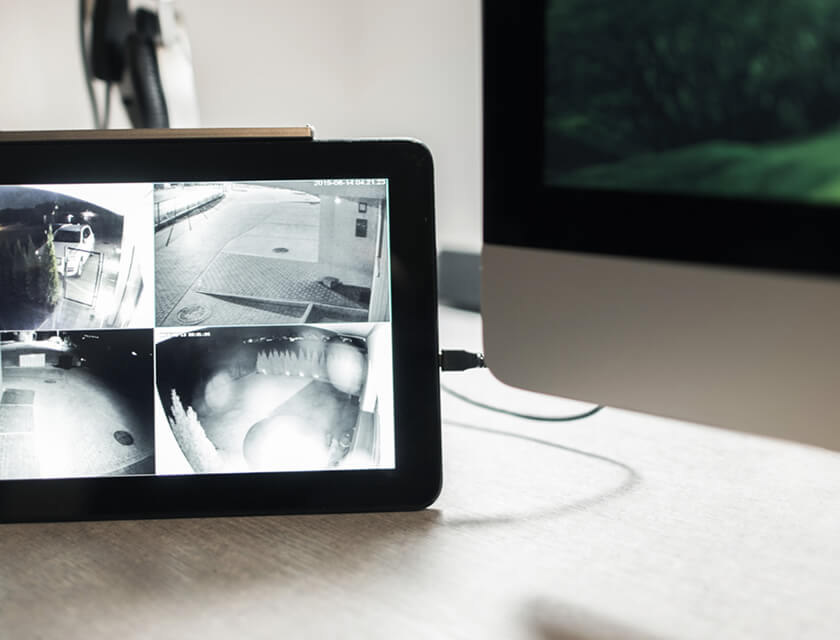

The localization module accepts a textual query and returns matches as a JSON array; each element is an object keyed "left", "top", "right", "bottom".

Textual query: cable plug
[{"left": 439, "top": 350, "right": 486, "bottom": 372}]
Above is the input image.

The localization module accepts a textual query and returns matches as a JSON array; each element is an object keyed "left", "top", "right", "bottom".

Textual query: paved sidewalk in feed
[
  {"left": 196, "top": 254, "right": 366, "bottom": 309},
  {"left": 0, "top": 365, "right": 152, "bottom": 479},
  {"left": 0, "top": 386, "right": 39, "bottom": 478},
  {"left": 155, "top": 187, "right": 369, "bottom": 327},
  {"left": 155, "top": 191, "right": 279, "bottom": 324}
]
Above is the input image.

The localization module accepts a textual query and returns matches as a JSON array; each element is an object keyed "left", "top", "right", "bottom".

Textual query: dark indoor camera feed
[
  {"left": 154, "top": 323, "right": 395, "bottom": 474},
  {"left": 545, "top": 1, "right": 840, "bottom": 203},
  {"left": 154, "top": 180, "right": 390, "bottom": 327},
  {"left": 0, "top": 329, "right": 154, "bottom": 479},
  {"left": 0, "top": 184, "right": 153, "bottom": 331}
]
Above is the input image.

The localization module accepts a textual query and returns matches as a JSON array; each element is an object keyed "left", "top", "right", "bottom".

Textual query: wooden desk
[{"left": 2, "top": 307, "right": 839, "bottom": 639}]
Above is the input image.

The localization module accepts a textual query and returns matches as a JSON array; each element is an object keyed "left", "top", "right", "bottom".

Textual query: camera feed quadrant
[
  {"left": 154, "top": 323, "right": 395, "bottom": 475},
  {"left": 0, "top": 184, "right": 154, "bottom": 332},
  {"left": 154, "top": 180, "right": 390, "bottom": 328},
  {"left": 0, "top": 328, "right": 155, "bottom": 480}
]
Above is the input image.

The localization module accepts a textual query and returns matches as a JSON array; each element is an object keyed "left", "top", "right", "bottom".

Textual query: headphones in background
[{"left": 81, "top": 0, "right": 200, "bottom": 128}]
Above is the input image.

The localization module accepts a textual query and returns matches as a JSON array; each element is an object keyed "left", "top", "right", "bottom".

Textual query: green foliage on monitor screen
[{"left": 545, "top": 0, "right": 840, "bottom": 202}]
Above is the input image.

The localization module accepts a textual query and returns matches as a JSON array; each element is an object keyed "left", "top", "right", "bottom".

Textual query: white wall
[
  {"left": 0, "top": 0, "right": 482, "bottom": 252},
  {"left": 319, "top": 196, "right": 379, "bottom": 285}
]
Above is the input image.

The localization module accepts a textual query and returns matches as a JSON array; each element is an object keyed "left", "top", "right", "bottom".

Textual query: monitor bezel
[
  {"left": 0, "top": 134, "right": 441, "bottom": 522},
  {"left": 483, "top": 1, "right": 840, "bottom": 278}
]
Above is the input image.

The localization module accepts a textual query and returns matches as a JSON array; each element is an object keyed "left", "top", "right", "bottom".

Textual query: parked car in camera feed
[{"left": 51, "top": 223, "right": 96, "bottom": 277}]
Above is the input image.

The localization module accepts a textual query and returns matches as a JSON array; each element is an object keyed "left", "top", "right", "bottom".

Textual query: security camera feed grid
[
  {"left": 155, "top": 323, "right": 395, "bottom": 474},
  {"left": 0, "top": 184, "right": 153, "bottom": 331},
  {"left": 155, "top": 180, "right": 390, "bottom": 327},
  {"left": 0, "top": 177, "right": 396, "bottom": 480},
  {"left": 0, "top": 329, "right": 154, "bottom": 479},
  {"left": 545, "top": 1, "right": 840, "bottom": 204}
]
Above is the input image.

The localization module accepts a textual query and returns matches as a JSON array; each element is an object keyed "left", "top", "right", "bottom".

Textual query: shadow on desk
[
  {"left": 441, "top": 419, "right": 642, "bottom": 528},
  {"left": 527, "top": 598, "right": 665, "bottom": 640}
]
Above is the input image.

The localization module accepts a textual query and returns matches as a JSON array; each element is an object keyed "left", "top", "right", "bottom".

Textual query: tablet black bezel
[{"left": 0, "top": 135, "right": 441, "bottom": 522}]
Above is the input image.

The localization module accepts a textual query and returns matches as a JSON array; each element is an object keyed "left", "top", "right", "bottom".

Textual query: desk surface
[{"left": 2, "top": 307, "right": 839, "bottom": 640}]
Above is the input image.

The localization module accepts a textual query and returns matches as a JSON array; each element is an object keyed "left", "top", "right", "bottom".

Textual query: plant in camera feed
[
  {"left": 169, "top": 390, "right": 230, "bottom": 473},
  {"left": 40, "top": 226, "right": 61, "bottom": 309}
]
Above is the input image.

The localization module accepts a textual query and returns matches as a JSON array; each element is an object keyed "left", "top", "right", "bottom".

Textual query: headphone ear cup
[{"left": 124, "top": 33, "right": 169, "bottom": 128}]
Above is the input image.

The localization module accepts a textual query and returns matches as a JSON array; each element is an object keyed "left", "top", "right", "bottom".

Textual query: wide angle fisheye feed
[{"left": 0, "top": 179, "right": 395, "bottom": 480}]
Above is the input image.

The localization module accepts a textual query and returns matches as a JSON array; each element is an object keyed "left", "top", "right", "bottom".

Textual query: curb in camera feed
[
  {"left": 154, "top": 180, "right": 390, "bottom": 328},
  {"left": 0, "top": 329, "right": 155, "bottom": 479},
  {"left": 154, "top": 323, "right": 395, "bottom": 474},
  {"left": 0, "top": 184, "right": 154, "bottom": 331}
]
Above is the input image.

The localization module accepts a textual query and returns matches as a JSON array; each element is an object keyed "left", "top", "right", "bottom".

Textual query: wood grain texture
[
  {"left": 1, "top": 307, "right": 839, "bottom": 639},
  {"left": 0, "top": 128, "right": 314, "bottom": 142}
]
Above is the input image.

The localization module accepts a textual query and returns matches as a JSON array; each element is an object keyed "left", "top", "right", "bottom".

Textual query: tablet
[{"left": 0, "top": 129, "right": 441, "bottom": 522}]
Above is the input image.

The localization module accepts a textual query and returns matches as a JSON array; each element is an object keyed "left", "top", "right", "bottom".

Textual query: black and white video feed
[
  {"left": 0, "top": 329, "right": 154, "bottom": 479},
  {"left": 0, "top": 184, "right": 153, "bottom": 331},
  {"left": 154, "top": 323, "right": 395, "bottom": 474},
  {"left": 154, "top": 180, "right": 390, "bottom": 327}
]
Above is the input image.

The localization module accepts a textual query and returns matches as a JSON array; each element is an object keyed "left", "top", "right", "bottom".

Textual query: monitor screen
[
  {"left": 0, "top": 180, "right": 395, "bottom": 480},
  {"left": 544, "top": 0, "right": 840, "bottom": 205}
]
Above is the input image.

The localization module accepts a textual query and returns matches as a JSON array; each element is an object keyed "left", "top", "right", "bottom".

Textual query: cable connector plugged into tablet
[
  {"left": 439, "top": 350, "right": 486, "bottom": 372},
  {"left": 439, "top": 350, "right": 605, "bottom": 421}
]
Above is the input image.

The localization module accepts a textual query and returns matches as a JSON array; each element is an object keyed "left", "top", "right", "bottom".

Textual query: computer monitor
[{"left": 481, "top": 1, "right": 840, "bottom": 450}]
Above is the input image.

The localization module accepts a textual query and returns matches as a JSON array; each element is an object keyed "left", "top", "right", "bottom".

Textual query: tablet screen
[{"left": 0, "top": 179, "right": 394, "bottom": 479}]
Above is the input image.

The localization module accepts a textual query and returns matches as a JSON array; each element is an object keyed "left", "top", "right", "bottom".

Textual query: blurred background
[{"left": 0, "top": 0, "right": 482, "bottom": 253}]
